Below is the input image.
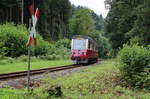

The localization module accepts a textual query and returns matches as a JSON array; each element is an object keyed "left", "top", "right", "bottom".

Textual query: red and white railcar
[{"left": 71, "top": 35, "right": 98, "bottom": 64}]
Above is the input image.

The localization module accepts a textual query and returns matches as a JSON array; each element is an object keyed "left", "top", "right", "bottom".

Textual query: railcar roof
[
  {"left": 72, "top": 35, "right": 98, "bottom": 47},
  {"left": 72, "top": 35, "right": 92, "bottom": 40}
]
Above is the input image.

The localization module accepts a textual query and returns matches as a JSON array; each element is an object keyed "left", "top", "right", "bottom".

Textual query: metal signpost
[
  {"left": 27, "top": 46, "right": 31, "bottom": 91},
  {"left": 27, "top": 3, "right": 39, "bottom": 91}
]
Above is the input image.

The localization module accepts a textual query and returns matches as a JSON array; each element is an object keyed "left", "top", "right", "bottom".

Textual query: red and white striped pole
[{"left": 27, "top": 0, "right": 39, "bottom": 91}]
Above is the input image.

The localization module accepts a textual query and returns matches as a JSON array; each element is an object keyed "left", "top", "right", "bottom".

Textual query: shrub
[
  {"left": 46, "top": 42, "right": 70, "bottom": 60},
  {"left": 0, "top": 23, "right": 28, "bottom": 57},
  {"left": 17, "top": 55, "right": 28, "bottom": 62},
  {"left": 0, "top": 23, "right": 71, "bottom": 60},
  {"left": 0, "top": 42, "right": 7, "bottom": 57},
  {"left": 129, "top": 36, "right": 144, "bottom": 46},
  {"left": 38, "top": 55, "right": 53, "bottom": 60},
  {"left": 55, "top": 39, "right": 71, "bottom": 49},
  {"left": 88, "top": 30, "right": 112, "bottom": 58},
  {"left": 0, "top": 23, "right": 54, "bottom": 57},
  {"left": 33, "top": 37, "right": 52, "bottom": 56},
  {"left": 118, "top": 44, "right": 150, "bottom": 89}
]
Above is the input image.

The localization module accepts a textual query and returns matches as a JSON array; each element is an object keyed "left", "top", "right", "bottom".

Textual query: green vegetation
[
  {"left": 0, "top": 23, "right": 28, "bottom": 57},
  {"left": 0, "top": 23, "right": 70, "bottom": 58},
  {"left": 118, "top": 44, "right": 150, "bottom": 89},
  {"left": 0, "top": 0, "right": 72, "bottom": 41},
  {"left": 105, "top": 0, "right": 150, "bottom": 49},
  {"left": 69, "top": 8, "right": 95, "bottom": 36},
  {"left": 0, "top": 58, "right": 72, "bottom": 74},
  {"left": 0, "top": 59, "right": 150, "bottom": 99},
  {"left": 0, "top": 0, "right": 111, "bottom": 59},
  {"left": 69, "top": 7, "right": 111, "bottom": 58},
  {"left": 0, "top": 0, "right": 150, "bottom": 97},
  {"left": 104, "top": 0, "right": 150, "bottom": 91}
]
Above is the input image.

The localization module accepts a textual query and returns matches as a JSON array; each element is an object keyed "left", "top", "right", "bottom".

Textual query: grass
[
  {"left": 43, "top": 59, "right": 150, "bottom": 99},
  {"left": 0, "top": 58, "right": 72, "bottom": 74},
  {"left": 0, "top": 59, "right": 150, "bottom": 99}
]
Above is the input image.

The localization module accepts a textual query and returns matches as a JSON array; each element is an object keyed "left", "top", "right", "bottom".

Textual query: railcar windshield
[{"left": 72, "top": 39, "right": 86, "bottom": 50}]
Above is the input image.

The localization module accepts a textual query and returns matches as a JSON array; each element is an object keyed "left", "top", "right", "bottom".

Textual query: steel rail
[{"left": 0, "top": 64, "right": 82, "bottom": 80}]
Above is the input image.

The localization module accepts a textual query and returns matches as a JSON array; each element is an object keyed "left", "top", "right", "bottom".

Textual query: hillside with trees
[{"left": 105, "top": 0, "right": 150, "bottom": 49}]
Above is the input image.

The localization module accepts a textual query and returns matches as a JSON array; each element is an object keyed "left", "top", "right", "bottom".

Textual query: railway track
[{"left": 0, "top": 64, "right": 82, "bottom": 80}]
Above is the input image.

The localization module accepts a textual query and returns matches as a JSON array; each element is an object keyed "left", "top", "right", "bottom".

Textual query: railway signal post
[
  {"left": 27, "top": 45, "right": 31, "bottom": 91},
  {"left": 27, "top": 2, "right": 39, "bottom": 91}
]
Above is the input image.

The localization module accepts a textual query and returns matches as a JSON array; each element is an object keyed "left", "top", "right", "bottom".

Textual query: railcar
[{"left": 70, "top": 35, "right": 98, "bottom": 64}]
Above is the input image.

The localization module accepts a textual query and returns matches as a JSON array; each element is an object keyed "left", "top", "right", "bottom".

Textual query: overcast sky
[{"left": 69, "top": 0, "right": 109, "bottom": 17}]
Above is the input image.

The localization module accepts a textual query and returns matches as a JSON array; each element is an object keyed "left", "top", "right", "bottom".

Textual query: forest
[
  {"left": 1, "top": 0, "right": 150, "bottom": 57},
  {"left": 0, "top": 0, "right": 150, "bottom": 97},
  {"left": 0, "top": 0, "right": 110, "bottom": 58},
  {"left": 106, "top": 0, "right": 150, "bottom": 49}
]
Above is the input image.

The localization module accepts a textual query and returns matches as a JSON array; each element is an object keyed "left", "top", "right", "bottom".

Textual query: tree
[
  {"left": 105, "top": 0, "right": 146, "bottom": 49},
  {"left": 69, "top": 8, "right": 95, "bottom": 37},
  {"left": 134, "top": 0, "right": 150, "bottom": 44},
  {"left": 36, "top": 0, "right": 71, "bottom": 41},
  {"left": 0, "top": 0, "right": 22, "bottom": 23},
  {"left": 91, "top": 12, "right": 105, "bottom": 31},
  {"left": 0, "top": 0, "right": 72, "bottom": 41}
]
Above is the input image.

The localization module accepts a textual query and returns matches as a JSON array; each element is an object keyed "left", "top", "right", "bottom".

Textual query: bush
[
  {"left": 129, "top": 36, "right": 144, "bottom": 46},
  {"left": 118, "top": 44, "right": 150, "bottom": 89},
  {"left": 0, "top": 23, "right": 54, "bottom": 57},
  {"left": 33, "top": 37, "right": 52, "bottom": 56},
  {"left": 88, "top": 31, "right": 112, "bottom": 58},
  {"left": 0, "top": 23, "right": 28, "bottom": 57},
  {"left": 55, "top": 39, "right": 71, "bottom": 49},
  {"left": 0, "top": 23, "right": 71, "bottom": 60},
  {"left": 0, "top": 42, "right": 7, "bottom": 57},
  {"left": 17, "top": 55, "right": 28, "bottom": 62}
]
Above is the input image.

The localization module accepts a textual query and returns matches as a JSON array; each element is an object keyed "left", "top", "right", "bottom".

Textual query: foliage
[
  {"left": 55, "top": 39, "right": 71, "bottom": 49},
  {"left": 0, "top": 42, "right": 7, "bottom": 58},
  {"left": 91, "top": 12, "right": 105, "bottom": 31},
  {"left": 0, "top": 60, "right": 150, "bottom": 98},
  {"left": 88, "top": 30, "right": 112, "bottom": 58},
  {"left": 37, "top": 0, "right": 71, "bottom": 41},
  {"left": 32, "top": 37, "right": 52, "bottom": 56},
  {"left": 118, "top": 44, "right": 150, "bottom": 89},
  {"left": 71, "top": 5, "right": 105, "bottom": 32},
  {"left": 69, "top": 8, "right": 95, "bottom": 37},
  {"left": 0, "top": 23, "right": 71, "bottom": 59},
  {"left": 43, "top": 39, "right": 71, "bottom": 59},
  {"left": 128, "top": 36, "right": 144, "bottom": 46},
  {"left": 69, "top": 7, "right": 111, "bottom": 58},
  {"left": 0, "top": 23, "right": 28, "bottom": 57},
  {"left": 134, "top": 1, "right": 150, "bottom": 44},
  {"left": 0, "top": 23, "right": 49, "bottom": 57},
  {"left": 0, "top": 0, "right": 22, "bottom": 23},
  {"left": 105, "top": 0, "right": 150, "bottom": 49},
  {"left": 0, "top": 0, "right": 72, "bottom": 41}
]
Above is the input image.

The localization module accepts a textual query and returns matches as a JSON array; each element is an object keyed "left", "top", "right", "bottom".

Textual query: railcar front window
[{"left": 72, "top": 39, "right": 86, "bottom": 49}]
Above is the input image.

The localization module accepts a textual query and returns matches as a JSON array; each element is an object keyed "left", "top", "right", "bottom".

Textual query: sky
[{"left": 69, "top": 0, "right": 109, "bottom": 17}]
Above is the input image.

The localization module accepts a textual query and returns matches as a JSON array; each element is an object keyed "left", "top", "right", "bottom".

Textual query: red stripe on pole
[
  {"left": 28, "top": 5, "right": 34, "bottom": 16},
  {"left": 27, "top": 37, "right": 33, "bottom": 46},
  {"left": 34, "top": 38, "right": 37, "bottom": 47},
  {"left": 35, "top": 8, "right": 40, "bottom": 18}
]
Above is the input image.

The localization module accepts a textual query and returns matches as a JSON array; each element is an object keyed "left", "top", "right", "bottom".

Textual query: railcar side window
[
  {"left": 88, "top": 40, "right": 90, "bottom": 49},
  {"left": 90, "top": 41, "right": 92, "bottom": 50}
]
